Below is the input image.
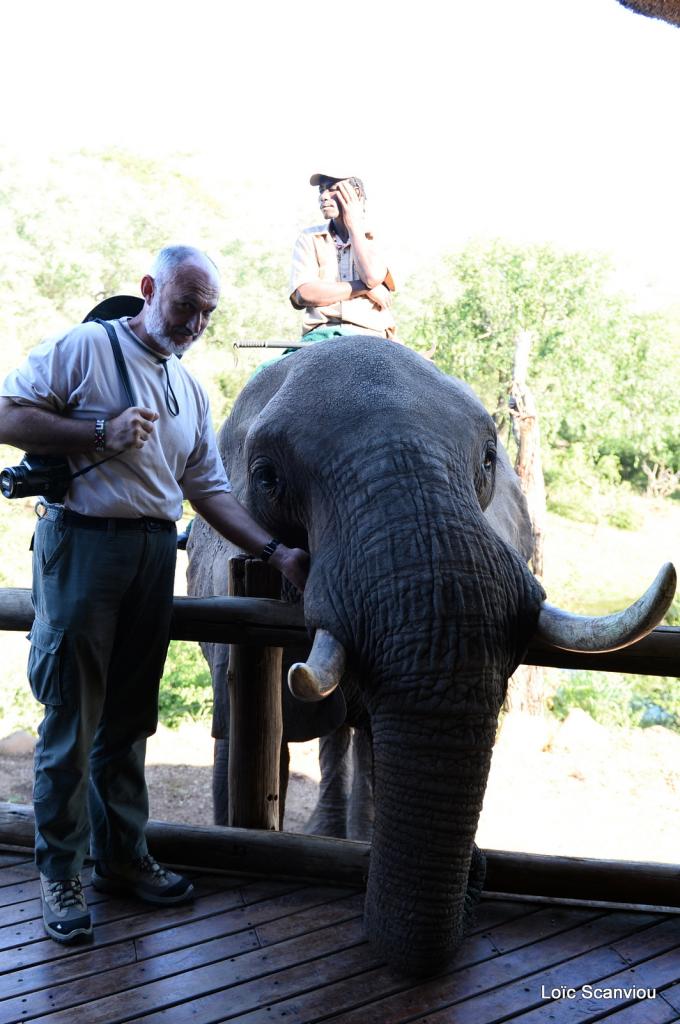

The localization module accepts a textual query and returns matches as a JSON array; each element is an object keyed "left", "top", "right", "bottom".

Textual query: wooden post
[{"left": 227, "top": 556, "right": 283, "bottom": 830}]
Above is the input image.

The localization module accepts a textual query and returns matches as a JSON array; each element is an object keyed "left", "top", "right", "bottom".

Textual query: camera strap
[
  {"left": 94, "top": 319, "right": 138, "bottom": 406},
  {"left": 66, "top": 320, "right": 139, "bottom": 483}
]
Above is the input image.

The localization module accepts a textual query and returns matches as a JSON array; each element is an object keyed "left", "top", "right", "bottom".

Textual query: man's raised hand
[{"left": 335, "top": 180, "right": 365, "bottom": 232}]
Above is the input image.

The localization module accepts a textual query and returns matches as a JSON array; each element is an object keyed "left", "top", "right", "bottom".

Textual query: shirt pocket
[{"left": 27, "top": 618, "right": 65, "bottom": 706}]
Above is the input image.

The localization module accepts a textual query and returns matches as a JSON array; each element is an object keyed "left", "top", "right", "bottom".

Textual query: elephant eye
[
  {"left": 250, "top": 458, "right": 283, "bottom": 497},
  {"left": 482, "top": 441, "right": 496, "bottom": 473}
]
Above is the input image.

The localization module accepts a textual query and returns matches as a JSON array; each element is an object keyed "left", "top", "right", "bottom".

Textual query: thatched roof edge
[{"left": 617, "top": 0, "right": 680, "bottom": 27}]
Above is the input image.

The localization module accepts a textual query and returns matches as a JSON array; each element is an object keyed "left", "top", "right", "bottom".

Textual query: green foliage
[
  {"left": 158, "top": 641, "right": 213, "bottom": 730},
  {"left": 0, "top": 679, "right": 41, "bottom": 734},
  {"left": 550, "top": 671, "right": 680, "bottom": 732},
  {"left": 402, "top": 239, "right": 680, "bottom": 501}
]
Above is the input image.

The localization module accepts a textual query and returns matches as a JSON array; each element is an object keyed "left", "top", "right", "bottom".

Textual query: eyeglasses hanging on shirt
[{"left": 157, "top": 357, "right": 179, "bottom": 417}]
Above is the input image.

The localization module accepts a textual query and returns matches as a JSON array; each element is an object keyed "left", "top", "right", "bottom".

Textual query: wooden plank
[
  {"left": 0, "top": 871, "right": 247, "bottom": 936},
  {"left": 312, "top": 911, "right": 659, "bottom": 1024},
  {"left": 510, "top": 945, "right": 680, "bottom": 1022},
  {"left": 0, "top": 861, "right": 41, "bottom": 889},
  {"left": 403, "top": 920, "right": 673, "bottom": 1024},
  {"left": 469, "top": 898, "right": 546, "bottom": 935},
  {"left": 127, "top": 903, "right": 613, "bottom": 1024},
  {"left": 0, "top": 878, "right": 301, "bottom": 974},
  {"left": 0, "top": 893, "right": 234, "bottom": 967},
  {"left": 0, "top": 940, "right": 138, "bottom": 1002},
  {"left": 0, "top": 928, "right": 262, "bottom": 1024},
  {"left": 22, "top": 917, "right": 368, "bottom": 1024},
  {"left": 0, "top": 853, "right": 32, "bottom": 869},
  {"left": 613, "top": 915, "right": 680, "bottom": 961},
  {"left": 135, "top": 887, "right": 361, "bottom": 960},
  {"left": 657, "top": 979, "right": 680, "bottom": 1013},
  {"left": 480, "top": 904, "right": 602, "bottom": 953},
  {"left": 127, "top": 934, "right": 499, "bottom": 1024},
  {"left": 594, "top": 992, "right": 680, "bottom": 1023}
]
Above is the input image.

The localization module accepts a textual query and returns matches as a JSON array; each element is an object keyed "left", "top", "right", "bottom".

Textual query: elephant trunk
[{"left": 365, "top": 708, "right": 498, "bottom": 976}]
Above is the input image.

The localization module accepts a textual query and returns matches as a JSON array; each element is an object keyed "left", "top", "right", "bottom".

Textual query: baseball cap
[{"left": 310, "top": 173, "right": 355, "bottom": 186}]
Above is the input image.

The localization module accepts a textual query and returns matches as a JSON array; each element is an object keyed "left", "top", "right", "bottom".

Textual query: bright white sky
[{"left": 3, "top": 0, "right": 679, "bottom": 302}]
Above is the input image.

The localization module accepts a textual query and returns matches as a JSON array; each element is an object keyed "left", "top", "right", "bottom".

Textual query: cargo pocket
[{"left": 27, "top": 618, "right": 65, "bottom": 706}]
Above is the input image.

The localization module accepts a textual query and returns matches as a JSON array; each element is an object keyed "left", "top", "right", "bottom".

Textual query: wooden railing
[
  {"left": 2, "top": 584, "right": 678, "bottom": 670},
  {"left": 1, "top": 577, "right": 679, "bottom": 904}
]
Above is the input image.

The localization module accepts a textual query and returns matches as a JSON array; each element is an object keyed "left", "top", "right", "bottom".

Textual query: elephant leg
[
  {"left": 348, "top": 726, "right": 374, "bottom": 841},
  {"left": 212, "top": 738, "right": 230, "bottom": 826},
  {"left": 465, "top": 843, "right": 487, "bottom": 929},
  {"left": 305, "top": 724, "right": 353, "bottom": 838}
]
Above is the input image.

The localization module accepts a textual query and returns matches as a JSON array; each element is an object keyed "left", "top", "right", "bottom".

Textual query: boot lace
[
  {"left": 133, "top": 854, "right": 168, "bottom": 881},
  {"left": 48, "top": 877, "right": 85, "bottom": 909}
]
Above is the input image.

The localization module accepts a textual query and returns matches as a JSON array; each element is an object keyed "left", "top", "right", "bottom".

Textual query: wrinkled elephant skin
[{"left": 188, "top": 337, "right": 546, "bottom": 975}]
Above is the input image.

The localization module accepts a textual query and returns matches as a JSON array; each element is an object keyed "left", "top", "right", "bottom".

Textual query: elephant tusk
[
  {"left": 288, "top": 629, "right": 346, "bottom": 702},
  {"left": 535, "top": 561, "right": 676, "bottom": 653}
]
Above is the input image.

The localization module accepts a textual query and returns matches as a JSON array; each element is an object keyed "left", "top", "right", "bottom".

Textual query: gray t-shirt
[{"left": 1, "top": 318, "right": 231, "bottom": 520}]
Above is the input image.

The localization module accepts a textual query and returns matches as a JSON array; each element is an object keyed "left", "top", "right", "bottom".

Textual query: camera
[{"left": 0, "top": 453, "right": 72, "bottom": 503}]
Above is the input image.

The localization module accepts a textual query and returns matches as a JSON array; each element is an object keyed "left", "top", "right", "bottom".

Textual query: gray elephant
[
  {"left": 297, "top": 437, "right": 533, "bottom": 843},
  {"left": 187, "top": 336, "right": 673, "bottom": 975}
]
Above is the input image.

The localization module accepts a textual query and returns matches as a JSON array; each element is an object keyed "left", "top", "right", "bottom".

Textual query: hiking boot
[
  {"left": 92, "top": 854, "right": 194, "bottom": 905},
  {"left": 40, "top": 873, "right": 92, "bottom": 943}
]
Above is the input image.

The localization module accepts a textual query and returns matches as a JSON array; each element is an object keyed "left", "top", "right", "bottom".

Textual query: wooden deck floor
[{"left": 1, "top": 846, "right": 680, "bottom": 1024}]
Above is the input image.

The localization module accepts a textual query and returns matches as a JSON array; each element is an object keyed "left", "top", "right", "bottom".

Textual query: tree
[{"left": 406, "top": 239, "right": 680, "bottom": 499}]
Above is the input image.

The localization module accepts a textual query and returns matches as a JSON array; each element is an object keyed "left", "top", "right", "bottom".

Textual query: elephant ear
[
  {"left": 483, "top": 441, "right": 533, "bottom": 562},
  {"left": 217, "top": 355, "right": 300, "bottom": 494}
]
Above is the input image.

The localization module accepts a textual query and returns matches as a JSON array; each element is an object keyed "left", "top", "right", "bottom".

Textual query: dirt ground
[{"left": 2, "top": 708, "right": 679, "bottom": 862}]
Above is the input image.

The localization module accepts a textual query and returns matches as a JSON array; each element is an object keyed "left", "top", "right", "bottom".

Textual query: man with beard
[{"left": 0, "top": 246, "right": 309, "bottom": 944}]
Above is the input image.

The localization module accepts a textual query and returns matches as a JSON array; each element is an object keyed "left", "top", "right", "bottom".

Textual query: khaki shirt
[
  {"left": 1, "top": 318, "right": 230, "bottom": 520},
  {"left": 290, "top": 224, "right": 396, "bottom": 337}
]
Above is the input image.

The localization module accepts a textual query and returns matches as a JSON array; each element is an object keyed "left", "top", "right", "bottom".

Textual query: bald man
[{"left": 0, "top": 246, "right": 308, "bottom": 943}]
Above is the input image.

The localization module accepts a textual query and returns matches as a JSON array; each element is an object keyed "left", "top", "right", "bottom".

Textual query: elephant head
[{"left": 188, "top": 336, "right": 674, "bottom": 976}]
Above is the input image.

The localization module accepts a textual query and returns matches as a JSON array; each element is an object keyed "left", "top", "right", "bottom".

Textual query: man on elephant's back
[{"left": 289, "top": 172, "right": 397, "bottom": 341}]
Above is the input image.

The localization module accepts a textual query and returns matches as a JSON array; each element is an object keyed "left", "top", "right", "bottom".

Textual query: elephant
[
  {"left": 292, "top": 436, "right": 534, "bottom": 843},
  {"left": 186, "top": 335, "right": 674, "bottom": 976}
]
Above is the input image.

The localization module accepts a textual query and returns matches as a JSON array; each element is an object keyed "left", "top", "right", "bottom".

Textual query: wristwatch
[
  {"left": 260, "top": 538, "right": 280, "bottom": 562},
  {"left": 94, "top": 419, "right": 106, "bottom": 453}
]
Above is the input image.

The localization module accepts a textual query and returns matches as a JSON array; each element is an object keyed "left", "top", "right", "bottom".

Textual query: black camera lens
[{"left": 0, "top": 467, "right": 19, "bottom": 499}]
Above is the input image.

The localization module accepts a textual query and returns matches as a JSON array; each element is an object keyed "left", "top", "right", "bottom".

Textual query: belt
[{"left": 39, "top": 505, "right": 175, "bottom": 533}]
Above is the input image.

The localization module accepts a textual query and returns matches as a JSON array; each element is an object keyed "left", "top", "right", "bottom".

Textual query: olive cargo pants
[{"left": 29, "top": 508, "right": 177, "bottom": 879}]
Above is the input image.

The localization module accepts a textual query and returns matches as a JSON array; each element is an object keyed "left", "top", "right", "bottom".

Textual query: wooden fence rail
[
  {"left": 1, "top": 585, "right": 679, "bottom": 675},
  {"left": 2, "top": 803, "right": 679, "bottom": 909}
]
